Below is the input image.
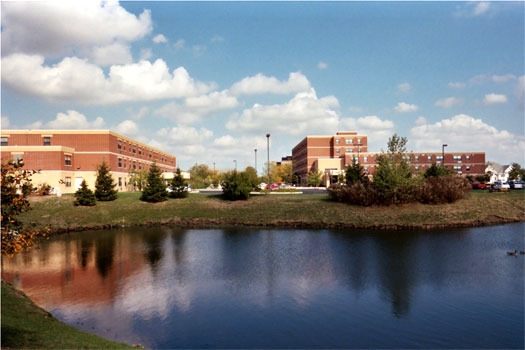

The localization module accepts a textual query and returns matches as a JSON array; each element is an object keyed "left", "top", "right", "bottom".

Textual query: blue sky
[{"left": 2, "top": 1, "right": 524, "bottom": 171}]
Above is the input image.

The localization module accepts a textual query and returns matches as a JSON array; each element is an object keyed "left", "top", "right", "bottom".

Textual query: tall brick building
[
  {"left": 1, "top": 130, "right": 177, "bottom": 193},
  {"left": 292, "top": 131, "right": 485, "bottom": 186}
]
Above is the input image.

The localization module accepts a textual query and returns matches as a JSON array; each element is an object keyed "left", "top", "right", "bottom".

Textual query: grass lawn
[
  {"left": 20, "top": 189, "right": 525, "bottom": 232},
  {"left": 1, "top": 281, "right": 135, "bottom": 349}
]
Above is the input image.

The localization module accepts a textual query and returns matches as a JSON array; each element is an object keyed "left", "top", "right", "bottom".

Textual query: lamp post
[
  {"left": 266, "top": 133, "right": 270, "bottom": 182},
  {"left": 442, "top": 144, "right": 448, "bottom": 166},
  {"left": 254, "top": 149, "right": 257, "bottom": 175},
  {"left": 233, "top": 160, "right": 237, "bottom": 171},
  {"left": 213, "top": 162, "right": 215, "bottom": 173}
]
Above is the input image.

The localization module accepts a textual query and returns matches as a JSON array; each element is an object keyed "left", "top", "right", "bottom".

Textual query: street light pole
[
  {"left": 233, "top": 160, "right": 237, "bottom": 171},
  {"left": 442, "top": 144, "right": 448, "bottom": 167},
  {"left": 266, "top": 133, "right": 270, "bottom": 182},
  {"left": 254, "top": 149, "right": 257, "bottom": 175}
]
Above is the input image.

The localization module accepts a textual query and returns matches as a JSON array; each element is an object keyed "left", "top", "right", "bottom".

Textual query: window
[
  {"left": 13, "top": 154, "right": 23, "bottom": 162},
  {"left": 466, "top": 166, "right": 471, "bottom": 171},
  {"left": 454, "top": 165, "right": 462, "bottom": 172},
  {"left": 436, "top": 155, "right": 443, "bottom": 161},
  {"left": 1, "top": 137, "right": 7, "bottom": 146},
  {"left": 345, "top": 148, "right": 352, "bottom": 153},
  {"left": 138, "top": 147, "right": 142, "bottom": 155},
  {"left": 118, "top": 177, "right": 122, "bottom": 187},
  {"left": 363, "top": 156, "right": 368, "bottom": 162},
  {"left": 65, "top": 177, "right": 71, "bottom": 187},
  {"left": 132, "top": 145, "right": 136, "bottom": 154},
  {"left": 357, "top": 138, "right": 361, "bottom": 144},
  {"left": 415, "top": 166, "right": 420, "bottom": 171},
  {"left": 65, "top": 155, "right": 72, "bottom": 166},
  {"left": 427, "top": 155, "right": 432, "bottom": 161},
  {"left": 117, "top": 140, "right": 122, "bottom": 149},
  {"left": 118, "top": 158, "right": 122, "bottom": 168},
  {"left": 453, "top": 155, "right": 462, "bottom": 161},
  {"left": 133, "top": 161, "right": 136, "bottom": 169},
  {"left": 43, "top": 136, "right": 51, "bottom": 146},
  {"left": 414, "top": 155, "right": 419, "bottom": 161},
  {"left": 466, "top": 155, "right": 471, "bottom": 161},
  {"left": 335, "top": 139, "right": 340, "bottom": 144},
  {"left": 345, "top": 139, "right": 352, "bottom": 144},
  {"left": 335, "top": 149, "right": 340, "bottom": 154}
]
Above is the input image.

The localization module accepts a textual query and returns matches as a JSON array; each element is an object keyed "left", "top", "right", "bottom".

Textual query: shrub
[
  {"left": 74, "top": 180, "right": 96, "bottom": 206},
  {"left": 328, "top": 183, "right": 378, "bottom": 206},
  {"left": 221, "top": 171, "right": 253, "bottom": 200},
  {"left": 418, "top": 176, "right": 471, "bottom": 204}
]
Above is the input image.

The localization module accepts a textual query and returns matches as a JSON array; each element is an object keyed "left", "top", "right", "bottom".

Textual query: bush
[
  {"left": 418, "top": 176, "right": 471, "bottom": 204},
  {"left": 328, "top": 183, "right": 378, "bottom": 206},
  {"left": 74, "top": 180, "right": 96, "bottom": 206},
  {"left": 221, "top": 171, "right": 253, "bottom": 200}
]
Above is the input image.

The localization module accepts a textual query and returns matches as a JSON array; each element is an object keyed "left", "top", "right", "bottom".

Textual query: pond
[{"left": 2, "top": 223, "right": 524, "bottom": 349}]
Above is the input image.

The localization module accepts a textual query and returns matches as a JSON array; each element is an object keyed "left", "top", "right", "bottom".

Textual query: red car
[{"left": 471, "top": 182, "right": 487, "bottom": 190}]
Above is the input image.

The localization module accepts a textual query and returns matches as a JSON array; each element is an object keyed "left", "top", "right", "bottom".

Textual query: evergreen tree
[
  {"left": 95, "top": 161, "right": 118, "bottom": 201},
  {"left": 168, "top": 168, "right": 189, "bottom": 198},
  {"left": 140, "top": 163, "right": 168, "bottom": 203},
  {"left": 221, "top": 170, "right": 253, "bottom": 200},
  {"left": 345, "top": 156, "right": 369, "bottom": 185},
  {"left": 74, "top": 180, "right": 96, "bottom": 206},
  {"left": 424, "top": 163, "right": 453, "bottom": 178}
]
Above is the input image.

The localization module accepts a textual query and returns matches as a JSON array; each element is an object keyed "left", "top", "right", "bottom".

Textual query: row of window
[
  {"left": 335, "top": 138, "right": 363, "bottom": 145},
  {"left": 1, "top": 136, "right": 52, "bottom": 146}
]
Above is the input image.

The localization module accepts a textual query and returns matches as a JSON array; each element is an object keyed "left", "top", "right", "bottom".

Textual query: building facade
[
  {"left": 1, "top": 130, "right": 177, "bottom": 194},
  {"left": 292, "top": 131, "right": 485, "bottom": 186}
]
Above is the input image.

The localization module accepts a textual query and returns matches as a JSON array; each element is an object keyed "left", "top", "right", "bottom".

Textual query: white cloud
[
  {"left": 115, "top": 120, "right": 139, "bottom": 136},
  {"left": 230, "top": 72, "right": 311, "bottom": 96},
  {"left": 91, "top": 43, "right": 132, "bottom": 66},
  {"left": 472, "top": 2, "right": 491, "bottom": 16},
  {"left": 492, "top": 74, "right": 517, "bottom": 83},
  {"left": 1, "top": 116, "right": 10, "bottom": 128},
  {"left": 1, "top": 55, "right": 216, "bottom": 104},
  {"left": 448, "top": 82, "right": 466, "bottom": 89},
  {"left": 154, "top": 90, "right": 238, "bottom": 124},
  {"left": 394, "top": 102, "right": 419, "bottom": 113},
  {"left": 211, "top": 35, "right": 224, "bottom": 43},
  {"left": 435, "top": 97, "right": 465, "bottom": 108},
  {"left": 397, "top": 82, "right": 411, "bottom": 93},
  {"left": 153, "top": 34, "right": 168, "bottom": 44},
  {"left": 339, "top": 115, "right": 395, "bottom": 152},
  {"left": 27, "top": 110, "right": 105, "bottom": 130},
  {"left": 317, "top": 62, "right": 328, "bottom": 70},
  {"left": 226, "top": 89, "right": 339, "bottom": 136},
  {"left": 409, "top": 114, "right": 525, "bottom": 164},
  {"left": 1, "top": 1, "right": 152, "bottom": 65},
  {"left": 174, "top": 39, "right": 185, "bottom": 50},
  {"left": 483, "top": 93, "right": 508, "bottom": 105}
]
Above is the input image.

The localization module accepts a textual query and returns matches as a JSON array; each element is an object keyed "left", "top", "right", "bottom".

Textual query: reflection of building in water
[{"left": 1, "top": 232, "right": 147, "bottom": 308}]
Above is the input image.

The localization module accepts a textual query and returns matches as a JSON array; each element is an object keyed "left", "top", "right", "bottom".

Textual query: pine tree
[
  {"left": 168, "top": 168, "right": 189, "bottom": 198},
  {"left": 74, "top": 180, "right": 96, "bottom": 206},
  {"left": 140, "top": 163, "right": 168, "bottom": 203},
  {"left": 95, "top": 161, "right": 118, "bottom": 201}
]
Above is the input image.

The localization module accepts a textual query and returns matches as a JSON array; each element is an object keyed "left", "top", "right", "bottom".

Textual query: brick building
[
  {"left": 1, "top": 130, "right": 177, "bottom": 194},
  {"left": 292, "top": 131, "right": 485, "bottom": 186}
]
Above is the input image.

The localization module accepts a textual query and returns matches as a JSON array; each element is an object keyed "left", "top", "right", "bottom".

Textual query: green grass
[
  {"left": 1, "top": 281, "right": 135, "bottom": 349},
  {"left": 20, "top": 189, "right": 525, "bottom": 232}
]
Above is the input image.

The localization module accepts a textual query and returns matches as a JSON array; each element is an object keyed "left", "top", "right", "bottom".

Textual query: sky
[{"left": 1, "top": 1, "right": 524, "bottom": 172}]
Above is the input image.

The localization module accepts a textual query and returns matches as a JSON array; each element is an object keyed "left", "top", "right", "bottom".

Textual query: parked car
[
  {"left": 491, "top": 181, "right": 510, "bottom": 192},
  {"left": 509, "top": 180, "right": 524, "bottom": 189},
  {"left": 471, "top": 182, "right": 487, "bottom": 190}
]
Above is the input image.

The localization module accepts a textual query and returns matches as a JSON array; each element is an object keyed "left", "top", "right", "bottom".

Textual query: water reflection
[{"left": 2, "top": 224, "right": 523, "bottom": 349}]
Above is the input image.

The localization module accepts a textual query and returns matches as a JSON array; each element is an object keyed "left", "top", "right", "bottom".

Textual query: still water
[{"left": 2, "top": 223, "right": 524, "bottom": 349}]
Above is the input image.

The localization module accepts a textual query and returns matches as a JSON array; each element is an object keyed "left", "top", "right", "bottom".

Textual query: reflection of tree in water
[
  {"left": 79, "top": 237, "right": 93, "bottom": 269},
  {"left": 375, "top": 232, "right": 417, "bottom": 318},
  {"left": 95, "top": 234, "right": 116, "bottom": 278},
  {"left": 143, "top": 229, "right": 166, "bottom": 272}
]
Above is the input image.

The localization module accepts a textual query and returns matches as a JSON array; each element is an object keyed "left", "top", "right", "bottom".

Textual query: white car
[{"left": 492, "top": 181, "right": 510, "bottom": 192}]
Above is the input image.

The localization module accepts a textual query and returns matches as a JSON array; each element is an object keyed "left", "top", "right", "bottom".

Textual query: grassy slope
[
  {"left": 20, "top": 190, "right": 525, "bottom": 232},
  {"left": 1, "top": 281, "right": 134, "bottom": 349}
]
